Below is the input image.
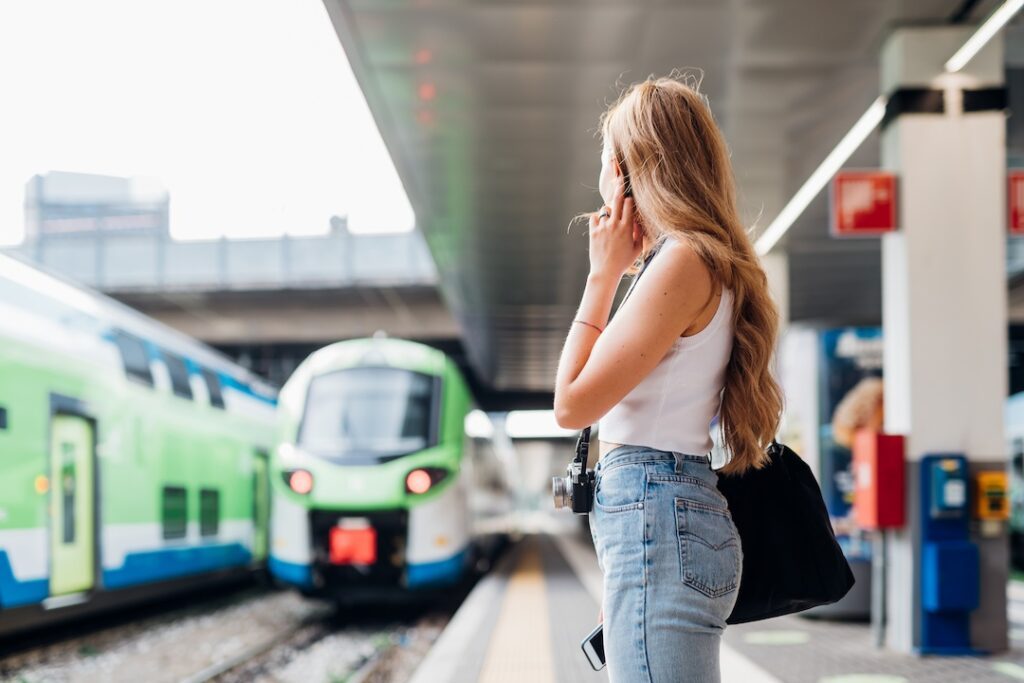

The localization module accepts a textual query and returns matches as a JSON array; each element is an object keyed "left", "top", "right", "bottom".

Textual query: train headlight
[
  {"left": 284, "top": 469, "right": 314, "bottom": 495},
  {"left": 405, "top": 467, "right": 448, "bottom": 495}
]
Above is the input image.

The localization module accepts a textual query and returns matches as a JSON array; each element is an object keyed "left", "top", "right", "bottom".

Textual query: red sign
[
  {"left": 329, "top": 525, "right": 377, "bottom": 565},
  {"left": 831, "top": 171, "right": 898, "bottom": 237},
  {"left": 1010, "top": 171, "right": 1024, "bottom": 235}
]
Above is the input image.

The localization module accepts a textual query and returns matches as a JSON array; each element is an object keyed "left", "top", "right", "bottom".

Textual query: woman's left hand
[{"left": 588, "top": 178, "right": 641, "bottom": 280}]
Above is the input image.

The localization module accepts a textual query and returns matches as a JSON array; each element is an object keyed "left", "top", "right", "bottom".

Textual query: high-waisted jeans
[{"left": 589, "top": 445, "right": 742, "bottom": 683}]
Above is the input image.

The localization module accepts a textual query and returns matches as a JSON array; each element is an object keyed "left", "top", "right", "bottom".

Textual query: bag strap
[{"left": 616, "top": 237, "right": 666, "bottom": 312}]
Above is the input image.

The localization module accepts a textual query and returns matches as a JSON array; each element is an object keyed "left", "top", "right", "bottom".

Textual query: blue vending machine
[{"left": 918, "top": 454, "right": 980, "bottom": 654}]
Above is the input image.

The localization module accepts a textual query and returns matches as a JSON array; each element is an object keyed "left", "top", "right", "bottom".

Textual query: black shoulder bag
[
  {"left": 716, "top": 442, "right": 855, "bottom": 624},
  {"left": 613, "top": 241, "right": 855, "bottom": 624}
]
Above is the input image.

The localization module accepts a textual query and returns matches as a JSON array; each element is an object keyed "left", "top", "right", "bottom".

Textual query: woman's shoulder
[{"left": 649, "top": 235, "right": 713, "bottom": 289}]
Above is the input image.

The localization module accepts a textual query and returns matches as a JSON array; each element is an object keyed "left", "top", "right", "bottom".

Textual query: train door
[
  {"left": 252, "top": 450, "right": 270, "bottom": 562},
  {"left": 49, "top": 415, "right": 96, "bottom": 596}
]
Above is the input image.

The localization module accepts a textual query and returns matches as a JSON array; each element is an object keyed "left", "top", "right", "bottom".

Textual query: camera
[{"left": 552, "top": 427, "right": 596, "bottom": 514}]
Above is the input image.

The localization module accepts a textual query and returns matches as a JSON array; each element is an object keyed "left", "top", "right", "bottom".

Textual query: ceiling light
[
  {"left": 754, "top": 97, "right": 888, "bottom": 256},
  {"left": 945, "top": 0, "right": 1023, "bottom": 73}
]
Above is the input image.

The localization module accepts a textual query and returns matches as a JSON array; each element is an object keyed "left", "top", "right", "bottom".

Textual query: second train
[{"left": 269, "top": 337, "right": 513, "bottom": 601}]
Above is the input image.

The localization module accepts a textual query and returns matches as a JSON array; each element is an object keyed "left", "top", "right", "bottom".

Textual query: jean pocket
[
  {"left": 594, "top": 462, "right": 645, "bottom": 512},
  {"left": 675, "top": 498, "right": 741, "bottom": 598}
]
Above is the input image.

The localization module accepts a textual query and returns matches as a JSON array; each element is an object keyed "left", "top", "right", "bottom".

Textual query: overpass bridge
[
  {"left": 5, "top": 219, "right": 557, "bottom": 408},
  {"left": 5, "top": 221, "right": 457, "bottom": 383}
]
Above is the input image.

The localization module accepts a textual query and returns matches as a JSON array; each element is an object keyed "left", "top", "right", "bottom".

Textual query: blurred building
[{"left": 24, "top": 171, "right": 169, "bottom": 238}]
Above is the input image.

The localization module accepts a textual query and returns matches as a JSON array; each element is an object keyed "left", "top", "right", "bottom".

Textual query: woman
[{"left": 553, "top": 75, "right": 783, "bottom": 682}]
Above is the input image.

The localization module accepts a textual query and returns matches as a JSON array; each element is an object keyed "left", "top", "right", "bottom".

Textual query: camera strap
[{"left": 575, "top": 426, "right": 591, "bottom": 465}]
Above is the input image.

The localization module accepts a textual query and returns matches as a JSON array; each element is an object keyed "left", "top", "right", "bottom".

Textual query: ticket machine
[{"left": 918, "top": 455, "right": 979, "bottom": 654}]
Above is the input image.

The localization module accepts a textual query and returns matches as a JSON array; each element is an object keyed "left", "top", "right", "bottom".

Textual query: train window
[
  {"left": 113, "top": 331, "right": 154, "bottom": 387},
  {"left": 298, "top": 367, "right": 437, "bottom": 461},
  {"left": 60, "top": 442, "right": 76, "bottom": 543},
  {"left": 0, "top": 406, "right": 6, "bottom": 430},
  {"left": 203, "top": 369, "right": 225, "bottom": 409},
  {"left": 161, "top": 486, "right": 187, "bottom": 540},
  {"left": 163, "top": 352, "right": 193, "bottom": 400},
  {"left": 200, "top": 489, "right": 219, "bottom": 537}
]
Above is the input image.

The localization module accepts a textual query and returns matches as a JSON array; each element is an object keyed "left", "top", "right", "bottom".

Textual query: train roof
[
  {"left": 287, "top": 336, "right": 449, "bottom": 387},
  {"left": 0, "top": 251, "right": 275, "bottom": 395}
]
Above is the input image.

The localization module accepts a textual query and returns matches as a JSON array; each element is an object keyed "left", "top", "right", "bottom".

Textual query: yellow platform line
[{"left": 478, "top": 541, "right": 555, "bottom": 683}]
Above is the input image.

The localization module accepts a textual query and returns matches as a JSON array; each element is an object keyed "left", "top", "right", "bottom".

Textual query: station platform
[
  {"left": 408, "top": 519, "right": 770, "bottom": 683},
  {"left": 409, "top": 521, "right": 1024, "bottom": 683},
  {"left": 721, "top": 582, "right": 1024, "bottom": 683}
]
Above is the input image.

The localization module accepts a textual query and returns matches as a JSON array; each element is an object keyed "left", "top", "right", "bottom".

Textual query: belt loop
[{"left": 673, "top": 452, "right": 684, "bottom": 474}]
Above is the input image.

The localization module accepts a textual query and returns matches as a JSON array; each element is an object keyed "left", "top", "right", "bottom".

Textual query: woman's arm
[{"left": 553, "top": 185, "right": 714, "bottom": 429}]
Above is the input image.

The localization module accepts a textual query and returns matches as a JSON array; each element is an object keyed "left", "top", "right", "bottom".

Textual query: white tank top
[{"left": 598, "top": 266, "right": 734, "bottom": 456}]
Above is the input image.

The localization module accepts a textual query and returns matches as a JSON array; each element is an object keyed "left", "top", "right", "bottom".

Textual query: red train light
[
  {"left": 405, "top": 467, "right": 449, "bottom": 495},
  {"left": 406, "top": 469, "right": 432, "bottom": 495},
  {"left": 288, "top": 469, "right": 313, "bottom": 495}
]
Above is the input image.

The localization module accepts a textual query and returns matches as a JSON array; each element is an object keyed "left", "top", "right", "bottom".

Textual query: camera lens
[{"left": 552, "top": 476, "right": 571, "bottom": 509}]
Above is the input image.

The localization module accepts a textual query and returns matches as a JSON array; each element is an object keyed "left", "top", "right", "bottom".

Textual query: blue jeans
[{"left": 589, "top": 446, "right": 742, "bottom": 683}]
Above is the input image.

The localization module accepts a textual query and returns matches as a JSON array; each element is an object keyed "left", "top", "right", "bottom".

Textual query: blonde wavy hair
[{"left": 599, "top": 73, "right": 783, "bottom": 474}]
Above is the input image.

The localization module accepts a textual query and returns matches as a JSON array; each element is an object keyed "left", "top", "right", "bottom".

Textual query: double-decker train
[
  {"left": 0, "top": 254, "right": 277, "bottom": 636},
  {"left": 269, "top": 337, "right": 512, "bottom": 601}
]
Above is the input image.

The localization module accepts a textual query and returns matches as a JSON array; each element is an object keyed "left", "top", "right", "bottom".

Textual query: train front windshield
[{"left": 299, "top": 367, "right": 437, "bottom": 461}]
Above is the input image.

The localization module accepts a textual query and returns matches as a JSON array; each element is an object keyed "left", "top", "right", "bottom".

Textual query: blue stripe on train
[
  {"left": 406, "top": 548, "right": 468, "bottom": 588},
  {"left": 0, "top": 551, "right": 48, "bottom": 608},
  {"left": 268, "top": 556, "right": 313, "bottom": 589},
  {"left": 102, "top": 543, "right": 252, "bottom": 589},
  {"left": 219, "top": 375, "right": 278, "bottom": 407},
  {"left": 0, "top": 545, "right": 252, "bottom": 608}
]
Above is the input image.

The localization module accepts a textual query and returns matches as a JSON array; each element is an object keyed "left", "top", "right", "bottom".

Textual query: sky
[{"left": 0, "top": 0, "right": 414, "bottom": 245}]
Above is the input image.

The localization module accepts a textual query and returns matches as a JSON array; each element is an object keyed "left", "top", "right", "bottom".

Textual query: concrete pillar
[
  {"left": 879, "top": 26, "right": 1007, "bottom": 653},
  {"left": 761, "top": 251, "right": 790, "bottom": 330}
]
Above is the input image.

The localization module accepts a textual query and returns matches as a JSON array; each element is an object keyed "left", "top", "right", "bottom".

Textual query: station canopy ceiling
[{"left": 323, "top": 0, "right": 1020, "bottom": 394}]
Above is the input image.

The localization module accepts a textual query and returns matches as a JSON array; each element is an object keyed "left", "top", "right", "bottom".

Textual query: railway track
[
  {"left": 204, "top": 608, "right": 448, "bottom": 683},
  {"left": 1, "top": 586, "right": 457, "bottom": 683}
]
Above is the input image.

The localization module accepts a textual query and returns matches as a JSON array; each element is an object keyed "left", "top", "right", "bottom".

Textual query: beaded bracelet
[{"left": 573, "top": 319, "right": 604, "bottom": 334}]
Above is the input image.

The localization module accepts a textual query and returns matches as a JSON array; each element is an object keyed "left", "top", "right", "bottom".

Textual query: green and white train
[
  {"left": 270, "top": 337, "right": 512, "bottom": 599},
  {"left": 0, "top": 254, "right": 277, "bottom": 636}
]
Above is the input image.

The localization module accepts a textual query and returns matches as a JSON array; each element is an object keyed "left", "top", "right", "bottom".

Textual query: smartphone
[{"left": 580, "top": 623, "right": 606, "bottom": 671}]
